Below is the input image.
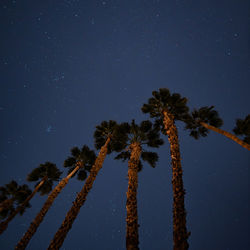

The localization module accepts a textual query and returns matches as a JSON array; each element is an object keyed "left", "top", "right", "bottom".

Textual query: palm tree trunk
[
  {"left": 15, "top": 163, "right": 82, "bottom": 250},
  {"left": 200, "top": 122, "right": 250, "bottom": 151},
  {"left": 163, "top": 110, "right": 189, "bottom": 250},
  {"left": 126, "top": 142, "right": 141, "bottom": 250},
  {"left": 47, "top": 137, "right": 111, "bottom": 250},
  {"left": 0, "top": 176, "right": 47, "bottom": 235}
]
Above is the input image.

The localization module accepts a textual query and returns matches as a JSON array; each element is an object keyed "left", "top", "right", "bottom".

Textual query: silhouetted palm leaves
[
  {"left": 142, "top": 88, "right": 189, "bottom": 124},
  {"left": 0, "top": 181, "right": 31, "bottom": 220},
  {"left": 64, "top": 145, "right": 96, "bottom": 181},
  {"left": 115, "top": 120, "right": 163, "bottom": 168},
  {"left": 94, "top": 120, "right": 128, "bottom": 153},
  {"left": 27, "top": 162, "right": 62, "bottom": 195},
  {"left": 184, "top": 106, "right": 223, "bottom": 139},
  {"left": 233, "top": 114, "right": 250, "bottom": 144}
]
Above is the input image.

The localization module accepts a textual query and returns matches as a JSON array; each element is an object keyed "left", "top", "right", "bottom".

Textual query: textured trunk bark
[
  {"left": 126, "top": 142, "right": 141, "bottom": 250},
  {"left": 200, "top": 122, "right": 250, "bottom": 151},
  {"left": 0, "top": 176, "right": 47, "bottom": 235},
  {"left": 163, "top": 110, "right": 189, "bottom": 250},
  {"left": 47, "top": 137, "right": 111, "bottom": 250},
  {"left": 15, "top": 163, "right": 81, "bottom": 250}
]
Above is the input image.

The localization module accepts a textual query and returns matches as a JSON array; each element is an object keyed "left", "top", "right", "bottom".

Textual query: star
[{"left": 46, "top": 125, "right": 53, "bottom": 133}]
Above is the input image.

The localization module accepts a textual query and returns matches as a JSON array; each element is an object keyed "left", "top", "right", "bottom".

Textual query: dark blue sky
[{"left": 0, "top": 0, "right": 249, "bottom": 249}]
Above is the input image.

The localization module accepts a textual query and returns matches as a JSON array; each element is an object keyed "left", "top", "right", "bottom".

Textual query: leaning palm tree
[
  {"left": 15, "top": 146, "right": 96, "bottom": 250},
  {"left": 0, "top": 162, "right": 62, "bottom": 234},
  {"left": 233, "top": 114, "right": 250, "bottom": 145},
  {"left": 142, "top": 88, "right": 190, "bottom": 250},
  {"left": 0, "top": 181, "right": 31, "bottom": 221},
  {"left": 184, "top": 106, "right": 250, "bottom": 151},
  {"left": 48, "top": 120, "right": 127, "bottom": 249},
  {"left": 115, "top": 120, "right": 164, "bottom": 250}
]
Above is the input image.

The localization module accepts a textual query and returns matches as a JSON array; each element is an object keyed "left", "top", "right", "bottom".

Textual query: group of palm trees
[{"left": 1, "top": 88, "right": 249, "bottom": 250}]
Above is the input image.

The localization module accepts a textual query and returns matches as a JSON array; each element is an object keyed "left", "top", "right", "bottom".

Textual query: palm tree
[
  {"left": 142, "top": 88, "right": 190, "bottom": 250},
  {"left": 15, "top": 146, "right": 96, "bottom": 250},
  {"left": 0, "top": 162, "right": 61, "bottom": 234},
  {"left": 184, "top": 106, "right": 250, "bottom": 151},
  {"left": 0, "top": 181, "right": 31, "bottom": 220},
  {"left": 48, "top": 120, "right": 127, "bottom": 249},
  {"left": 115, "top": 120, "right": 164, "bottom": 250},
  {"left": 233, "top": 114, "right": 250, "bottom": 145}
]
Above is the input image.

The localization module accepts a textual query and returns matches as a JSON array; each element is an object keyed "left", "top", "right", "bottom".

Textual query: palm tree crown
[
  {"left": 27, "top": 162, "right": 62, "bottom": 195},
  {"left": 0, "top": 181, "right": 31, "bottom": 220},
  {"left": 94, "top": 120, "right": 128, "bottom": 153},
  {"left": 64, "top": 145, "right": 96, "bottom": 181},
  {"left": 141, "top": 88, "right": 189, "bottom": 127},
  {"left": 115, "top": 120, "right": 164, "bottom": 167},
  {"left": 184, "top": 106, "right": 223, "bottom": 139},
  {"left": 233, "top": 114, "right": 250, "bottom": 144}
]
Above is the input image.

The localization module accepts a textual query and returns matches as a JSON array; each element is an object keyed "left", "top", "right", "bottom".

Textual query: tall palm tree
[
  {"left": 0, "top": 181, "right": 31, "bottom": 220},
  {"left": 15, "top": 146, "right": 96, "bottom": 250},
  {"left": 0, "top": 162, "right": 61, "bottom": 234},
  {"left": 142, "top": 88, "right": 190, "bottom": 250},
  {"left": 184, "top": 106, "right": 250, "bottom": 151},
  {"left": 233, "top": 114, "right": 250, "bottom": 145},
  {"left": 115, "top": 120, "right": 164, "bottom": 250},
  {"left": 48, "top": 120, "right": 127, "bottom": 249}
]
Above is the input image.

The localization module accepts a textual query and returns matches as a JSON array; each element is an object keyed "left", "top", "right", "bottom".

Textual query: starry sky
[{"left": 0, "top": 0, "right": 249, "bottom": 249}]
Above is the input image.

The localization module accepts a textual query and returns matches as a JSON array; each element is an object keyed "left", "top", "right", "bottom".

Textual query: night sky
[{"left": 0, "top": 1, "right": 249, "bottom": 249}]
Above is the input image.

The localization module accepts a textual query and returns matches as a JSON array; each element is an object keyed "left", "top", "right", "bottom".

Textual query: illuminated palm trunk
[
  {"left": 15, "top": 163, "right": 82, "bottom": 250},
  {"left": 48, "top": 137, "right": 111, "bottom": 250},
  {"left": 163, "top": 110, "right": 189, "bottom": 250},
  {"left": 0, "top": 176, "right": 47, "bottom": 235},
  {"left": 126, "top": 142, "right": 141, "bottom": 250},
  {"left": 200, "top": 122, "right": 250, "bottom": 151}
]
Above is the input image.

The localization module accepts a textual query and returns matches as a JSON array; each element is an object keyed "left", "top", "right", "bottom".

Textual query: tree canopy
[
  {"left": 94, "top": 120, "right": 128, "bottom": 154},
  {"left": 115, "top": 120, "right": 164, "bottom": 169},
  {"left": 141, "top": 88, "right": 189, "bottom": 120},
  {"left": 184, "top": 106, "right": 223, "bottom": 139},
  {"left": 64, "top": 145, "right": 96, "bottom": 181},
  {"left": 0, "top": 181, "right": 32, "bottom": 219},
  {"left": 233, "top": 114, "right": 250, "bottom": 144},
  {"left": 27, "top": 162, "right": 62, "bottom": 195}
]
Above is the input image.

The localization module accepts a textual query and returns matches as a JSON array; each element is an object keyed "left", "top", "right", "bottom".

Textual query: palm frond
[
  {"left": 37, "top": 179, "right": 53, "bottom": 196},
  {"left": 115, "top": 151, "right": 130, "bottom": 162},
  {"left": 142, "top": 88, "right": 189, "bottom": 121},
  {"left": 233, "top": 114, "right": 250, "bottom": 143},
  {"left": 77, "top": 170, "right": 87, "bottom": 181},
  {"left": 141, "top": 151, "right": 158, "bottom": 168},
  {"left": 70, "top": 147, "right": 81, "bottom": 158},
  {"left": 64, "top": 157, "right": 76, "bottom": 168}
]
